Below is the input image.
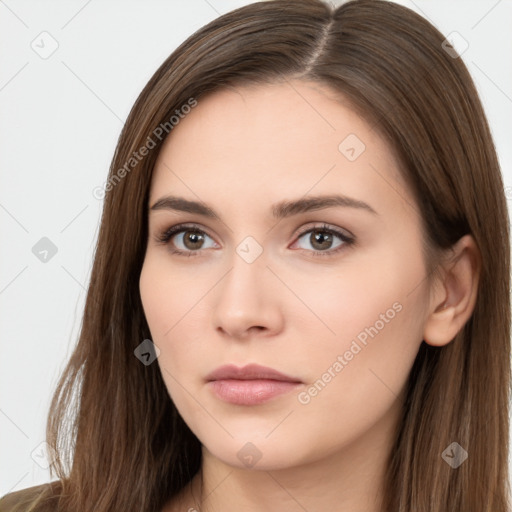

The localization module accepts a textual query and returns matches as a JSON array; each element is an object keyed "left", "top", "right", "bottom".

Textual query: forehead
[{"left": 149, "top": 80, "right": 412, "bottom": 220}]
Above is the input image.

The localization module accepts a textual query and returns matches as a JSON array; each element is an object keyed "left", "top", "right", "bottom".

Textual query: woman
[{"left": 1, "top": 0, "right": 510, "bottom": 510}]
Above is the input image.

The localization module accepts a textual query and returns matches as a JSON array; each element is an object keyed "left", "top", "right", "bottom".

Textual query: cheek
[
  {"left": 294, "top": 299, "right": 421, "bottom": 450},
  {"left": 292, "top": 246, "right": 426, "bottom": 420},
  {"left": 139, "top": 257, "right": 187, "bottom": 375},
  {"left": 139, "top": 255, "right": 213, "bottom": 387},
  {"left": 139, "top": 259, "right": 199, "bottom": 419},
  {"left": 139, "top": 258, "right": 169, "bottom": 337},
  {"left": 139, "top": 254, "right": 207, "bottom": 339},
  {"left": 289, "top": 241, "right": 426, "bottom": 376}
]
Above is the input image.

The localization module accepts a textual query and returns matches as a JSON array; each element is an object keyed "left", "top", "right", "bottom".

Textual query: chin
[{"left": 199, "top": 430, "right": 315, "bottom": 472}]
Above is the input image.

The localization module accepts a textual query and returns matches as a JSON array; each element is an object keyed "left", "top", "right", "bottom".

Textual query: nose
[{"left": 212, "top": 247, "right": 284, "bottom": 340}]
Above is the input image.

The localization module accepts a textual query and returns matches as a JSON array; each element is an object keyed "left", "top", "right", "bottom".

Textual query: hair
[{"left": 8, "top": 0, "right": 510, "bottom": 511}]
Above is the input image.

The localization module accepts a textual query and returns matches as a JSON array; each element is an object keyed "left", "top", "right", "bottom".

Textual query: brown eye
[
  {"left": 156, "top": 224, "right": 217, "bottom": 256},
  {"left": 309, "top": 230, "right": 335, "bottom": 251},
  {"left": 181, "top": 230, "right": 205, "bottom": 250},
  {"left": 293, "top": 224, "right": 354, "bottom": 257}
]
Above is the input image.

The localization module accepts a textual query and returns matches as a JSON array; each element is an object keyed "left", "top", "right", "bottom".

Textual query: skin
[{"left": 139, "top": 80, "right": 480, "bottom": 512}]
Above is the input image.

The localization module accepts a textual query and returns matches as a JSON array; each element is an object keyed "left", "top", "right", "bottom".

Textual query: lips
[
  {"left": 206, "top": 364, "right": 302, "bottom": 405},
  {"left": 206, "top": 363, "right": 301, "bottom": 383}
]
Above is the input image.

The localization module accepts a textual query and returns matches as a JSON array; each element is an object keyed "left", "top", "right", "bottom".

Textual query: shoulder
[{"left": 0, "top": 481, "right": 62, "bottom": 512}]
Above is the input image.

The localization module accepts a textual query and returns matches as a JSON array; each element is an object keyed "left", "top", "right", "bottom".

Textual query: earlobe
[{"left": 423, "top": 234, "right": 481, "bottom": 347}]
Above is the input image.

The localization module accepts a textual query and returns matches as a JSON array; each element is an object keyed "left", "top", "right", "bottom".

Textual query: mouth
[{"left": 205, "top": 363, "right": 303, "bottom": 406}]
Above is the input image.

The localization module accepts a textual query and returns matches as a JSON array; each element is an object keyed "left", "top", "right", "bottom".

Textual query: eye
[
  {"left": 291, "top": 223, "right": 354, "bottom": 257},
  {"left": 155, "top": 223, "right": 217, "bottom": 256}
]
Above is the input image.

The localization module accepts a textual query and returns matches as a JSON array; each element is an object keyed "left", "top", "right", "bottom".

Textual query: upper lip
[{"left": 206, "top": 364, "right": 302, "bottom": 383}]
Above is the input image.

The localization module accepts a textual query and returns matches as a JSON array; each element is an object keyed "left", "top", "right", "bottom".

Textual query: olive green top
[{"left": 0, "top": 483, "right": 60, "bottom": 512}]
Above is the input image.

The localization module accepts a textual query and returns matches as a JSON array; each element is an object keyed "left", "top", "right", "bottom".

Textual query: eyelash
[{"left": 154, "top": 222, "right": 355, "bottom": 258}]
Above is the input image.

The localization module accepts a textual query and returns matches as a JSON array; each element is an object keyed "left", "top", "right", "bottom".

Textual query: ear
[{"left": 423, "top": 234, "right": 481, "bottom": 347}]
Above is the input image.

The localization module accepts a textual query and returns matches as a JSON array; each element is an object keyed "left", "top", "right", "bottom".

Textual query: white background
[{"left": 1, "top": 0, "right": 511, "bottom": 496}]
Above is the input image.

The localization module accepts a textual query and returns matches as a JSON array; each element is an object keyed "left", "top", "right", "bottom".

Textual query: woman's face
[{"left": 139, "top": 80, "right": 431, "bottom": 470}]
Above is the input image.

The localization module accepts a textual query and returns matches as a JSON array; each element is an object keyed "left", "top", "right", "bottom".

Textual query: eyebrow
[{"left": 150, "top": 194, "right": 378, "bottom": 220}]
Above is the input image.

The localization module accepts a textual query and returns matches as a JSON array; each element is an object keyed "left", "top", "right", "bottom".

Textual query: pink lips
[{"left": 206, "top": 364, "right": 302, "bottom": 405}]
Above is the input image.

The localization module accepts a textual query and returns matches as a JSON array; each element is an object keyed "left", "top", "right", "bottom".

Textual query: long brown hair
[{"left": 9, "top": 0, "right": 510, "bottom": 510}]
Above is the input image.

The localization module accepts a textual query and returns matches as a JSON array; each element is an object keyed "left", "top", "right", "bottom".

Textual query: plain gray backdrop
[{"left": 1, "top": 0, "right": 511, "bottom": 495}]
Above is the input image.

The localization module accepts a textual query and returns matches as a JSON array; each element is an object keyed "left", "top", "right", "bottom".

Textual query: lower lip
[{"left": 208, "top": 379, "right": 301, "bottom": 405}]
